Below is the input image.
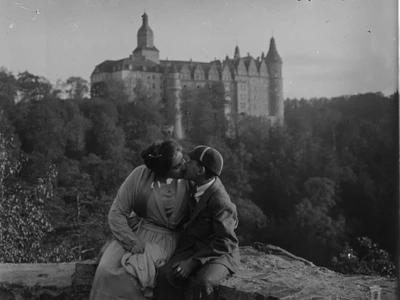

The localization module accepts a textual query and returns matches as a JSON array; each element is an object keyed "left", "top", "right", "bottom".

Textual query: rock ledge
[{"left": 0, "top": 246, "right": 397, "bottom": 300}]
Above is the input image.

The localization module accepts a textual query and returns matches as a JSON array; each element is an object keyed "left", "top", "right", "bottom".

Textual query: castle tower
[
  {"left": 266, "top": 37, "right": 284, "bottom": 124},
  {"left": 167, "top": 63, "right": 184, "bottom": 139},
  {"left": 138, "top": 13, "right": 153, "bottom": 47},
  {"left": 133, "top": 13, "right": 160, "bottom": 64}
]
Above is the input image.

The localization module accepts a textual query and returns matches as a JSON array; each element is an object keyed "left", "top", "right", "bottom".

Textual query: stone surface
[
  {"left": 0, "top": 246, "right": 397, "bottom": 300},
  {"left": 219, "top": 247, "right": 397, "bottom": 300},
  {"left": 0, "top": 262, "right": 75, "bottom": 287}
]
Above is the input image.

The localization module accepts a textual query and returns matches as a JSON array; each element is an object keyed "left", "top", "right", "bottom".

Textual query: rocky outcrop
[{"left": 0, "top": 246, "right": 397, "bottom": 300}]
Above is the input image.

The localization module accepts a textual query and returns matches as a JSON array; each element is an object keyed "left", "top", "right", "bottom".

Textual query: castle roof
[
  {"left": 135, "top": 12, "right": 157, "bottom": 53},
  {"left": 133, "top": 46, "right": 159, "bottom": 53},
  {"left": 94, "top": 60, "right": 122, "bottom": 73},
  {"left": 242, "top": 55, "right": 256, "bottom": 70},
  {"left": 91, "top": 57, "right": 161, "bottom": 76},
  {"left": 266, "top": 37, "right": 282, "bottom": 64},
  {"left": 138, "top": 13, "right": 153, "bottom": 35},
  {"left": 92, "top": 39, "right": 279, "bottom": 79},
  {"left": 222, "top": 57, "right": 237, "bottom": 77},
  {"left": 160, "top": 60, "right": 217, "bottom": 79}
]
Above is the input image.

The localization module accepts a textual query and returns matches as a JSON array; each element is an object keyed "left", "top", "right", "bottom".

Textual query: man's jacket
[{"left": 175, "top": 177, "right": 240, "bottom": 273}]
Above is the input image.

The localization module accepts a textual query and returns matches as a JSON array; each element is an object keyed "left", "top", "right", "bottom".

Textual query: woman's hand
[{"left": 130, "top": 240, "right": 145, "bottom": 254}]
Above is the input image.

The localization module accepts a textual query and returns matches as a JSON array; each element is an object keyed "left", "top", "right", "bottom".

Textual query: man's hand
[{"left": 172, "top": 258, "right": 200, "bottom": 279}]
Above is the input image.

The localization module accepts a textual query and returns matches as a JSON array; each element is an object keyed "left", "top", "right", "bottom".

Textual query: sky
[{"left": 0, "top": 0, "right": 398, "bottom": 99}]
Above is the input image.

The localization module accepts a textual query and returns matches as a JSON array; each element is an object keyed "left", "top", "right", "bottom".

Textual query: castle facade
[{"left": 90, "top": 13, "right": 284, "bottom": 139}]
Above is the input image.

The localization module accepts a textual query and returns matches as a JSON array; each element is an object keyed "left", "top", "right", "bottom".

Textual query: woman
[{"left": 90, "top": 139, "right": 189, "bottom": 300}]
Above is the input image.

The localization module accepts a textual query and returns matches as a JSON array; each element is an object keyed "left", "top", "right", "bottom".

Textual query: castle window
[
  {"left": 152, "top": 75, "right": 155, "bottom": 79},
  {"left": 147, "top": 76, "right": 150, "bottom": 80},
  {"left": 152, "top": 84, "right": 155, "bottom": 89}
]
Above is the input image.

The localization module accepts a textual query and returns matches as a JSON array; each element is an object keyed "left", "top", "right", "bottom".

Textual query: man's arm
[
  {"left": 190, "top": 194, "right": 238, "bottom": 263},
  {"left": 172, "top": 191, "right": 238, "bottom": 279}
]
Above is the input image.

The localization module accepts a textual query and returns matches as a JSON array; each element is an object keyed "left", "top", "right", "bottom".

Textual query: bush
[
  {"left": 233, "top": 196, "right": 269, "bottom": 245},
  {"left": 331, "top": 236, "right": 396, "bottom": 278},
  {"left": 0, "top": 130, "right": 55, "bottom": 262}
]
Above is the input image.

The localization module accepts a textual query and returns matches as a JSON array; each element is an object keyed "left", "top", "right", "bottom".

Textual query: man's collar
[{"left": 194, "top": 177, "right": 216, "bottom": 202}]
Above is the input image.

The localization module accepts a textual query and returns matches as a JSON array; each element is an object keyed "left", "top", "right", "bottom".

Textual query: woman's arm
[{"left": 108, "top": 166, "right": 144, "bottom": 252}]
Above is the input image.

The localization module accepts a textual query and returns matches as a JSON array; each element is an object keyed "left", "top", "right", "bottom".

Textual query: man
[{"left": 154, "top": 145, "right": 240, "bottom": 300}]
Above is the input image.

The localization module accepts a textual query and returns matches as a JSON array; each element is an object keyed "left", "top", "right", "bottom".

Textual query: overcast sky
[{"left": 0, "top": 0, "right": 397, "bottom": 99}]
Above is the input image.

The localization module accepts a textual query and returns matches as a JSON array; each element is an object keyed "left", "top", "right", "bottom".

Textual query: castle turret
[
  {"left": 266, "top": 37, "right": 284, "bottom": 125},
  {"left": 266, "top": 37, "right": 282, "bottom": 76},
  {"left": 137, "top": 13, "right": 153, "bottom": 47},
  {"left": 234, "top": 45, "right": 240, "bottom": 60},
  {"left": 133, "top": 13, "right": 160, "bottom": 64},
  {"left": 167, "top": 63, "right": 184, "bottom": 139}
]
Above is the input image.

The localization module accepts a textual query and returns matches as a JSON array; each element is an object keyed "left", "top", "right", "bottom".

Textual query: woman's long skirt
[{"left": 89, "top": 222, "right": 180, "bottom": 300}]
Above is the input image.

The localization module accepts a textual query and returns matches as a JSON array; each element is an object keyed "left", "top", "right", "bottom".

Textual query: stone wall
[{"left": 0, "top": 246, "right": 397, "bottom": 300}]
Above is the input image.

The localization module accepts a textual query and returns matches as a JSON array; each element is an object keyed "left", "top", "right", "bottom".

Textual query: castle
[{"left": 90, "top": 13, "right": 284, "bottom": 139}]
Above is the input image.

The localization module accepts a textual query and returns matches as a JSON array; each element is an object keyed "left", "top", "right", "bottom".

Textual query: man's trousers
[{"left": 154, "top": 249, "right": 230, "bottom": 300}]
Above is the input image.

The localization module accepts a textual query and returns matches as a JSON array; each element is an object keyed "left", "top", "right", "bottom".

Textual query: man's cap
[{"left": 186, "top": 146, "right": 224, "bottom": 176}]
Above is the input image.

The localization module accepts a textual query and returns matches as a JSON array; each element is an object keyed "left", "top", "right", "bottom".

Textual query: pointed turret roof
[
  {"left": 136, "top": 12, "right": 155, "bottom": 48},
  {"left": 266, "top": 37, "right": 282, "bottom": 64},
  {"left": 234, "top": 45, "right": 240, "bottom": 60},
  {"left": 170, "top": 62, "right": 178, "bottom": 74},
  {"left": 138, "top": 13, "right": 153, "bottom": 35}
]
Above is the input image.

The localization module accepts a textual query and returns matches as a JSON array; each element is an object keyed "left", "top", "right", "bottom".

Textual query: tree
[
  {"left": 89, "top": 111, "right": 126, "bottom": 160},
  {"left": 118, "top": 79, "right": 165, "bottom": 159},
  {"left": 94, "top": 78, "right": 130, "bottom": 104},
  {"left": 17, "top": 71, "right": 52, "bottom": 102},
  {"left": 90, "top": 81, "right": 107, "bottom": 99},
  {"left": 290, "top": 177, "right": 346, "bottom": 265},
  {"left": 10, "top": 99, "right": 67, "bottom": 160},
  {"left": 0, "top": 67, "right": 17, "bottom": 110},
  {"left": 233, "top": 196, "right": 269, "bottom": 245},
  {"left": 63, "top": 102, "right": 91, "bottom": 160},
  {"left": 43, "top": 158, "right": 110, "bottom": 262},
  {"left": 0, "top": 121, "right": 55, "bottom": 262},
  {"left": 182, "top": 83, "right": 227, "bottom": 143},
  {"left": 64, "top": 76, "right": 90, "bottom": 100}
]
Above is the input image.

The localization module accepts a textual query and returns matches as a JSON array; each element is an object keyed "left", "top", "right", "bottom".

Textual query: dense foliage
[{"left": 0, "top": 69, "right": 397, "bottom": 278}]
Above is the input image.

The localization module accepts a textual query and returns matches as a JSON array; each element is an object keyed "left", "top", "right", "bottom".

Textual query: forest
[{"left": 0, "top": 68, "right": 397, "bottom": 278}]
